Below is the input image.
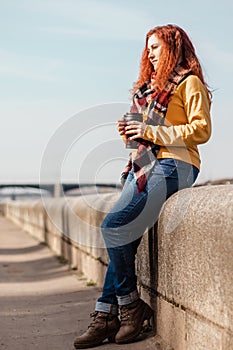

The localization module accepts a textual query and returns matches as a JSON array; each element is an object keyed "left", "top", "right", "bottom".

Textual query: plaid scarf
[{"left": 121, "top": 64, "right": 191, "bottom": 193}]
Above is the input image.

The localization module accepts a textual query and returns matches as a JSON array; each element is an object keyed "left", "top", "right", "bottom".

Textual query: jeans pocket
[{"left": 157, "top": 158, "right": 177, "bottom": 178}]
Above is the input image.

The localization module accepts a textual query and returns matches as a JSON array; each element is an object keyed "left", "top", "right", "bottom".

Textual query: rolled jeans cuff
[
  {"left": 95, "top": 301, "right": 118, "bottom": 315},
  {"left": 117, "top": 290, "right": 139, "bottom": 306}
]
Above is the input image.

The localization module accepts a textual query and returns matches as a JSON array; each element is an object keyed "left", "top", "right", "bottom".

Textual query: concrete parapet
[{"left": 3, "top": 185, "right": 233, "bottom": 350}]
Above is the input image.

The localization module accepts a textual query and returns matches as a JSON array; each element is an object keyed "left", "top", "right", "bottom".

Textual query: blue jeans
[{"left": 96, "top": 158, "right": 199, "bottom": 315}]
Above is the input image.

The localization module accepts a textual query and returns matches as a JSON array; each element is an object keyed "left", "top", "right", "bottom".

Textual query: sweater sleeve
[{"left": 143, "top": 76, "right": 212, "bottom": 147}]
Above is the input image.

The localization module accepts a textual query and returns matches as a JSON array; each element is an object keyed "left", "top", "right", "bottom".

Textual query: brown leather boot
[
  {"left": 73, "top": 311, "right": 120, "bottom": 349},
  {"left": 115, "top": 298, "right": 153, "bottom": 344}
]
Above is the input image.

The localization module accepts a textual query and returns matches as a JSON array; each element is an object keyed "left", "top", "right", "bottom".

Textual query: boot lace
[
  {"left": 88, "top": 311, "right": 100, "bottom": 329},
  {"left": 88, "top": 311, "right": 109, "bottom": 329},
  {"left": 120, "top": 307, "right": 132, "bottom": 324}
]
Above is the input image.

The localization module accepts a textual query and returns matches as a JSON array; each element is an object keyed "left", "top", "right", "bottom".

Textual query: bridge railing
[{"left": 2, "top": 184, "right": 233, "bottom": 350}]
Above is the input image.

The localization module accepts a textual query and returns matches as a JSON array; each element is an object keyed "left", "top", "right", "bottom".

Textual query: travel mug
[{"left": 122, "top": 112, "right": 143, "bottom": 149}]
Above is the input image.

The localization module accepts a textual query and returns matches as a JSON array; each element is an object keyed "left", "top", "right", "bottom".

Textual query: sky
[{"left": 0, "top": 0, "right": 233, "bottom": 185}]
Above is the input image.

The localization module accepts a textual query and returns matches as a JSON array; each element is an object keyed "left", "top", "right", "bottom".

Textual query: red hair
[{"left": 132, "top": 24, "right": 211, "bottom": 97}]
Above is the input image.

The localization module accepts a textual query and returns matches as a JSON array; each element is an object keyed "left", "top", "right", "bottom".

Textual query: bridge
[{"left": 0, "top": 182, "right": 121, "bottom": 200}]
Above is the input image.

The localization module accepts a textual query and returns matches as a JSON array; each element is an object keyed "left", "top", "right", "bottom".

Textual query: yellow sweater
[{"left": 140, "top": 74, "right": 211, "bottom": 170}]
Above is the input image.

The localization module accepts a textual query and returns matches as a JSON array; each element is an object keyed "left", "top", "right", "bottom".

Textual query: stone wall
[{"left": 3, "top": 184, "right": 233, "bottom": 350}]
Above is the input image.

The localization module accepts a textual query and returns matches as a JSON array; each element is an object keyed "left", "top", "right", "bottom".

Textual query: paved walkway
[{"left": 0, "top": 216, "right": 158, "bottom": 350}]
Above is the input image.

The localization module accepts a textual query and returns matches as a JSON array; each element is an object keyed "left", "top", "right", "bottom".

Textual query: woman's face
[{"left": 147, "top": 34, "right": 162, "bottom": 71}]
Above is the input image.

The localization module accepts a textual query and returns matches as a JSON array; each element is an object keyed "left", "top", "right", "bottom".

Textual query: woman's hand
[
  {"left": 124, "top": 121, "right": 146, "bottom": 140},
  {"left": 117, "top": 119, "right": 126, "bottom": 136}
]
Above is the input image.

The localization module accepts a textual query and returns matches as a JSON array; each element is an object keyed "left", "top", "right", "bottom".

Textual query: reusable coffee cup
[{"left": 123, "top": 112, "right": 143, "bottom": 149}]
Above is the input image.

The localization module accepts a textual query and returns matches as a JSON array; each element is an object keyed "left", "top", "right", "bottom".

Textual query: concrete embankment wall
[{"left": 2, "top": 185, "right": 233, "bottom": 350}]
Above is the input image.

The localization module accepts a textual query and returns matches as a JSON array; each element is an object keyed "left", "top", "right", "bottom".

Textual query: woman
[{"left": 74, "top": 24, "right": 211, "bottom": 348}]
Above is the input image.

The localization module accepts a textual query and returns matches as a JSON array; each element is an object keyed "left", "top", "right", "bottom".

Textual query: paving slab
[{"left": 0, "top": 216, "right": 158, "bottom": 350}]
